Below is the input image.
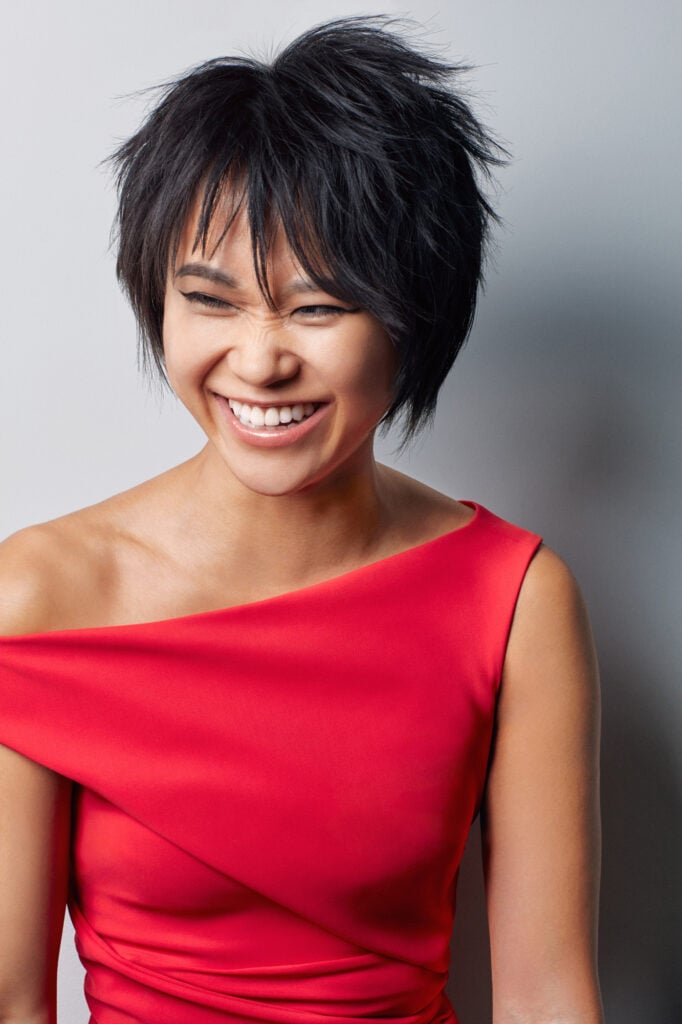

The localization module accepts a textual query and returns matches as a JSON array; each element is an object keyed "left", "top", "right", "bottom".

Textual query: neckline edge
[{"left": 2, "top": 500, "right": 484, "bottom": 641}]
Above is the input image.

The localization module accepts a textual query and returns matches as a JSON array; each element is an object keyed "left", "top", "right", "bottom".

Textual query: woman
[{"left": 0, "top": 16, "right": 603, "bottom": 1024}]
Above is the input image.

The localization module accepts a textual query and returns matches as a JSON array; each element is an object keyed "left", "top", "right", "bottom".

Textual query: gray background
[{"left": 1, "top": 2, "right": 680, "bottom": 1022}]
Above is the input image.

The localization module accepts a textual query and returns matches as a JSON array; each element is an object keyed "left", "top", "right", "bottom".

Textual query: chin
[{"left": 210, "top": 431, "right": 374, "bottom": 498}]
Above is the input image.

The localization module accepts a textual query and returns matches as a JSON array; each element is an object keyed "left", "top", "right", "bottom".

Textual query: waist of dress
[{"left": 72, "top": 901, "right": 457, "bottom": 1024}]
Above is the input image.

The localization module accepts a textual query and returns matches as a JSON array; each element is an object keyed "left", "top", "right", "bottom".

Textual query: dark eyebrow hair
[
  {"left": 175, "top": 263, "right": 237, "bottom": 287},
  {"left": 175, "top": 262, "right": 325, "bottom": 298}
]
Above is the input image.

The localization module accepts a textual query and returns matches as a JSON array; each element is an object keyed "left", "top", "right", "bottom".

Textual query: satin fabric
[{"left": 0, "top": 501, "right": 542, "bottom": 1024}]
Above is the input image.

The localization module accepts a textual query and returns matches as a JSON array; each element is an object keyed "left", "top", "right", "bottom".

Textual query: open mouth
[{"left": 227, "top": 398, "right": 324, "bottom": 431}]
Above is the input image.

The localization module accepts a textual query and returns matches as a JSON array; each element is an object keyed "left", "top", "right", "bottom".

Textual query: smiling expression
[{"left": 162, "top": 195, "right": 399, "bottom": 497}]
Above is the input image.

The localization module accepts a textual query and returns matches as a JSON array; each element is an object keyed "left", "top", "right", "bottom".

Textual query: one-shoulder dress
[{"left": 0, "top": 501, "right": 542, "bottom": 1024}]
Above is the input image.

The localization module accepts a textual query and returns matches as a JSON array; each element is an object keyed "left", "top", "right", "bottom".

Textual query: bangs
[
  {"left": 187, "top": 170, "right": 364, "bottom": 315},
  {"left": 182, "top": 118, "right": 407, "bottom": 339}
]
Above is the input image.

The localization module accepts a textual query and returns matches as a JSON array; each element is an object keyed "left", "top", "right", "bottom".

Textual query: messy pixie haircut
[{"left": 109, "top": 16, "right": 505, "bottom": 445}]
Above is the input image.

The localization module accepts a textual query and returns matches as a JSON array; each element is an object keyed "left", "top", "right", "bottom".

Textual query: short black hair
[{"left": 108, "top": 15, "right": 505, "bottom": 445}]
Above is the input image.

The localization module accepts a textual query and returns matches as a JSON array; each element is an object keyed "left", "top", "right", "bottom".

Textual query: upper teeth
[{"left": 228, "top": 399, "right": 318, "bottom": 428}]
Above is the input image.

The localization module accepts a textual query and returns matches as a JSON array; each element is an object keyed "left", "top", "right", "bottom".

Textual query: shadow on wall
[
  {"left": 423, "top": 277, "right": 682, "bottom": 1024},
  {"left": 599, "top": 659, "right": 682, "bottom": 1024}
]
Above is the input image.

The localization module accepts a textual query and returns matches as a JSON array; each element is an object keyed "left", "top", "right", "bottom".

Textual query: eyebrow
[{"left": 175, "top": 262, "right": 324, "bottom": 298}]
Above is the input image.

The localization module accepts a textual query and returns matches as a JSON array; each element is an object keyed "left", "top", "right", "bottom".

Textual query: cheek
[
  {"left": 336, "top": 334, "right": 397, "bottom": 403},
  {"left": 318, "top": 318, "right": 390, "bottom": 381},
  {"left": 162, "top": 309, "right": 223, "bottom": 391}
]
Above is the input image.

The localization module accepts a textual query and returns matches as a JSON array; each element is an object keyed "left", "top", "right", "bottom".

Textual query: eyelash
[
  {"left": 298, "top": 305, "right": 349, "bottom": 317},
  {"left": 180, "top": 292, "right": 352, "bottom": 318},
  {"left": 183, "top": 292, "right": 231, "bottom": 309}
]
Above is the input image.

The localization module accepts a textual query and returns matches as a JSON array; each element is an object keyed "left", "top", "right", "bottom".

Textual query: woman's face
[{"left": 163, "top": 197, "right": 399, "bottom": 497}]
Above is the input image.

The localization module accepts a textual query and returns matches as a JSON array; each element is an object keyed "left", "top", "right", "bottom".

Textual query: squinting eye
[
  {"left": 296, "top": 305, "right": 355, "bottom": 318},
  {"left": 180, "top": 291, "right": 233, "bottom": 310}
]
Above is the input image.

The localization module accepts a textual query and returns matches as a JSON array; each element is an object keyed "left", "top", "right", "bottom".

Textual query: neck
[{"left": 168, "top": 441, "right": 397, "bottom": 588}]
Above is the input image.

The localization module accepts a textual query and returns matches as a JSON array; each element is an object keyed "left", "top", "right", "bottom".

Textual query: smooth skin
[{"left": 0, "top": 198, "right": 603, "bottom": 1023}]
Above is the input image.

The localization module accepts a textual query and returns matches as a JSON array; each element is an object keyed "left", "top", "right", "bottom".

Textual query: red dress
[{"left": 0, "top": 501, "right": 541, "bottom": 1024}]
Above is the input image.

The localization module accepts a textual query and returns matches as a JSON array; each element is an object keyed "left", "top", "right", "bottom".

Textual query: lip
[{"left": 213, "top": 394, "right": 331, "bottom": 449}]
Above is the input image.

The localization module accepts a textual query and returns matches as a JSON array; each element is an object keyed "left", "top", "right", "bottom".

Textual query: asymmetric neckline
[
  {"left": 3, "top": 500, "right": 483, "bottom": 640},
  {"left": 0, "top": 499, "right": 544, "bottom": 1024}
]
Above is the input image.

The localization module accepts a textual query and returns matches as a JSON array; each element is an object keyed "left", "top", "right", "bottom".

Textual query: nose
[{"left": 229, "top": 318, "right": 300, "bottom": 390}]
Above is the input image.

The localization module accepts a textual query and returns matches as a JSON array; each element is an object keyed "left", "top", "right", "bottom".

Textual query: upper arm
[
  {"left": 0, "top": 529, "right": 73, "bottom": 1019},
  {"left": 481, "top": 544, "right": 604, "bottom": 1024},
  {"left": 0, "top": 745, "right": 72, "bottom": 1020}
]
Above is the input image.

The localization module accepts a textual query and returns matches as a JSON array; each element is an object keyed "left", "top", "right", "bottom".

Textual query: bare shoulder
[
  {"left": 0, "top": 474, "right": 161, "bottom": 636},
  {"left": 0, "top": 522, "right": 68, "bottom": 635},
  {"left": 503, "top": 542, "right": 600, "bottom": 706},
  {"left": 511, "top": 543, "right": 595, "bottom": 649},
  {"left": 0, "top": 514, "right": 107, "bottom": 636},
  {"left": 517, "top": 541, "right": 585, "bottom": 606},
  {"left": 0, "top": 462, "right": 192, "bottom": 635}
]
